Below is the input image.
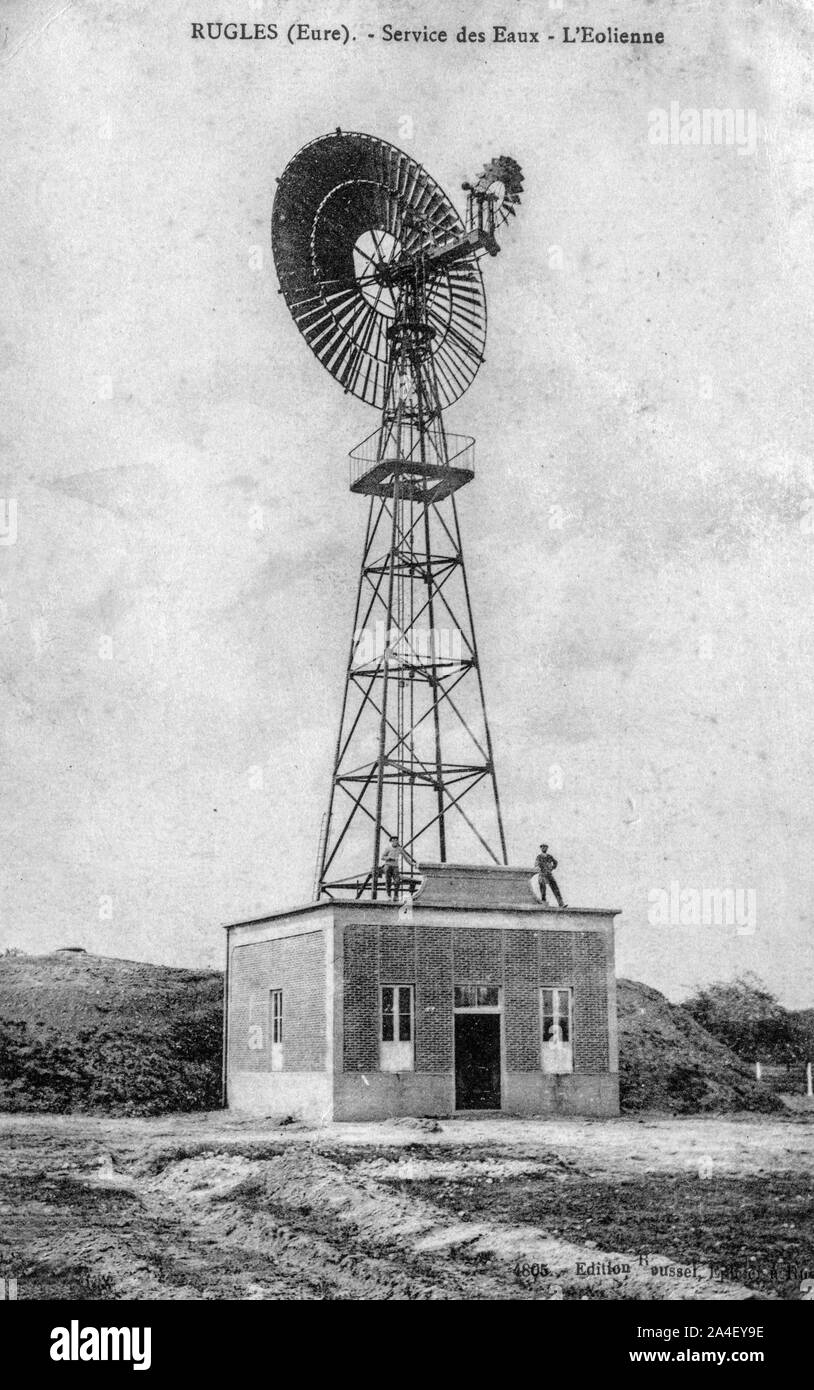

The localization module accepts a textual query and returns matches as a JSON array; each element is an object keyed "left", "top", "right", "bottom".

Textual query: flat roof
[{"left": 223, "top": 898, "right": 621, "bottom": 931}]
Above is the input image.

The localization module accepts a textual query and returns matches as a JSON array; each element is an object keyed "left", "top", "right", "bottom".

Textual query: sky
[{"left": 1, "top": 0, "right": 813, "bottom": 1003}]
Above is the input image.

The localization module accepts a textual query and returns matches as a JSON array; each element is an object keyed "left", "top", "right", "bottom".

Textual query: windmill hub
[{"left": 271, "top": 130, "right": 524, "bottom": 899}]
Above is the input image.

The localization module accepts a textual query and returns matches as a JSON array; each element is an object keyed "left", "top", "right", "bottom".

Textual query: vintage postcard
[{"left": 1, "top": 0, "right": 812, "bottom": 1348}]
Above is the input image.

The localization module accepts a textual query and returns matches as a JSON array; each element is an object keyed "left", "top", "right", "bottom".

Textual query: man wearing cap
[
  {"left": 381, "top": 836, "right": 404, "bottom": 900},
  {"left": 535, "top": 843, "right": 566, "bottom": 908}
]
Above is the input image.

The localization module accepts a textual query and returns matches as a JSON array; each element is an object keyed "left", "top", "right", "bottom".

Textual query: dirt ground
[{"left": 1, "top": 1110, "right": 812, "bottom": 1301}]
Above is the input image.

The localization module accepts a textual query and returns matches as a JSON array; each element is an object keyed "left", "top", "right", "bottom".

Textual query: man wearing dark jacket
[{"left": 535, "top": 843, "right": 566, "bottom": 908}]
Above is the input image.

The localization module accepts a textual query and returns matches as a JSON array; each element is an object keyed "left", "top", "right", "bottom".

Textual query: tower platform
[
  {"left": 348, "top": 430, "right": 475, "bottom": 501},
  {"left": 223, "top": 864, "right": 620, "bottom": 1123}
]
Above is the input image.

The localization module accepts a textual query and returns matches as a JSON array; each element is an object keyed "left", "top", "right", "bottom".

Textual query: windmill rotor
[{"left": 272, "top": 130, "right": 488, "bottom": 409}]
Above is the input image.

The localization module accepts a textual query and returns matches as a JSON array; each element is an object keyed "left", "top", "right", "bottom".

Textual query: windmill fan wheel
[{"left": 271, "top": 130, "right": 487, "bottom": 410}]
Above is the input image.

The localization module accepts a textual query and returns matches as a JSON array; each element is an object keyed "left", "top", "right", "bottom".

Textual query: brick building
[{"left": 224, "top": 864, "right": 620, "bottom": 1121}]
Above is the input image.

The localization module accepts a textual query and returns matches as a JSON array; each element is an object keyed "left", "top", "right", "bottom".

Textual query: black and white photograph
[{"left": 1, "top": 0, "right": 812, "bottom": 1353}]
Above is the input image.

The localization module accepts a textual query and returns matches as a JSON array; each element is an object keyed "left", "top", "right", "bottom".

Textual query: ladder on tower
[{"left": 312, "top": 813, "right": 328, "bottom": 902}]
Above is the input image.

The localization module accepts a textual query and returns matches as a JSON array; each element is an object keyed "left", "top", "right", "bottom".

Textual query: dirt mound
[
  {"left": 618, "top": 978, "right": 781, "bottom": 1114},
  {"left": 0, "top": 952, "right": 222, "bottom": 1116}
]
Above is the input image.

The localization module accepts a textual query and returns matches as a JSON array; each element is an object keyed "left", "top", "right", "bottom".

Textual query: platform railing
[{"left": 349, "top": 430, "right": 475, "bottom": 490}]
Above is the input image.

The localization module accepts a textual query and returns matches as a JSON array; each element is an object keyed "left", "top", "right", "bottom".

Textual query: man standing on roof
[
  {"left": 535, "top": 843, "right": 566, "bottom": 909},
  {"left": 381, "top": 836, "right": 405, "bottom": 900}
]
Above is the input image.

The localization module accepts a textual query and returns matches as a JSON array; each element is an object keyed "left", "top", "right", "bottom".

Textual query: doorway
[{"left": 454, "top": 1013, "right": 501, "bottom": 1110}]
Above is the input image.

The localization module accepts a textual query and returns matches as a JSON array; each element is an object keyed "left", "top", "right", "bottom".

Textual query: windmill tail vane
[{"left": 271, "top": 130, "right": 524, "bottom": 900}]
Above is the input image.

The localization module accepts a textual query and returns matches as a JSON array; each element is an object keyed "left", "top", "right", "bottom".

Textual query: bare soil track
[{"left": 1, "top": 1111, "right": 812, "bottom": 1301}]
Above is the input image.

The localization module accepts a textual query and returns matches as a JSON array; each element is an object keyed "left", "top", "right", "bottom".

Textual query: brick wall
[
  {"left": 341, "top": 922, "right": 611, "bottom": 1077},
  {"left": 536, "top": 931, "right": 610, "bottom": 1072},
  {"left": 538, "top": 930, "right": 575, "bottom": 984},
  {"left": 415, "top": 926, "right": 454, "bottom": 1072},
  {"left": 453, "top": 928, "right": 503, "bottom": 983},
  {"left": 380, "top": 924, "right": 416, "bottom": 981},
  {"left": 229, "top": 931, "right": 325, "bottom": 1073},
  {"left": 504, "top": 929, "right": 539, "bottom": 1071},
  {"left": 572, "top": 933, "right": 610, "bottom": 1072},
  {"left": 343, "top": 925, "right": 379, "bottom": 1072}
]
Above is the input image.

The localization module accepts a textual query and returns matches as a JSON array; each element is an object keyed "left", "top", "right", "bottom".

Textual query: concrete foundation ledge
[
  {"left": 228, "top": 1071, "right": 331, "bottom": 1123},
  {"left": 329, "top": 1071, "right": 619, "bottom": 1121},
  {"left": 333, "top": 1071, "right": 454, "bottom": 1121},
  {"left": 503, "top": 1072, "right": 619, "bottom": 1116}
]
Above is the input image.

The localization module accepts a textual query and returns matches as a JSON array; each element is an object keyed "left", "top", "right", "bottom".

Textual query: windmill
[{"left": 271, "top": 131, "right": 524, "bottom": 900}]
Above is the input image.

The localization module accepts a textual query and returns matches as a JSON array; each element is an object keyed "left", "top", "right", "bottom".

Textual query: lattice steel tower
[{"left": 272, "top": 131, "right": 524, "bottom": 898}]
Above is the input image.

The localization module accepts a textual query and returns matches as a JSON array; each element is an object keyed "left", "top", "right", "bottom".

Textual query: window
[
  {"left": 269, "top": 989, "right": 281, "bottom": 1045},
  {"left": 541, "top": 987, "right": 573, "bottom": 1074},
  {"left": 454, "top": 985, "right": 500, "bottom": 1010},
  {"left": 381, "top": 986, "right": 413, "bottom": 1041},
  {"left": 380, "top": 986, "right": 414, "bottom": 1071},
  {"left": 270, "top": 990, "right": 283, "bottom": 1072}
]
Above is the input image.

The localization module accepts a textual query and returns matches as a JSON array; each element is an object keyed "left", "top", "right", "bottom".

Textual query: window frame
[
  {"left": 380, "top": 984, "right": 414, "bottom": 1042},
  {"left": 453, "top": 984, "right": 501, "bottom": 1013},
  {"left": 540, "top": 986, "right": 574, "bottom": 1073},
  {"left": 379, "top": 984, "right": 415, "bottom": 1072},
  {"left": 269, "top": 988, "right": 283, "bottom": 1072},
  {"left": 270, "top": 989, "right": 283, "bottom": 1045}
]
